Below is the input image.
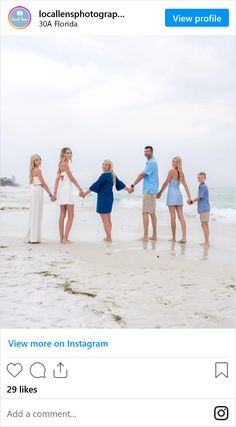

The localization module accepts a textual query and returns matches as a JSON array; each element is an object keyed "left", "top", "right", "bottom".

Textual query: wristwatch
[{"left": 131, "top": 184, "right": 135, "bottom": 188}]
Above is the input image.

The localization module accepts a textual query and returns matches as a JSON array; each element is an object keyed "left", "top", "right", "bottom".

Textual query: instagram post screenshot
[{"left": 0, "top": 0, "right": 235, "bottom": 426}]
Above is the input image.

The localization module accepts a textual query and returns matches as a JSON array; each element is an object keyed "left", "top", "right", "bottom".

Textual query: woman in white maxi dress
[
  {"left": 25, "top": 154, "right": 55, "bottom": 243},
  {"left": 54, "top": 147, "right": 83, "bottom": 244}
]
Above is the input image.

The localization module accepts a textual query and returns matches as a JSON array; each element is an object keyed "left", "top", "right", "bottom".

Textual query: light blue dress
[{"left": 166, "top": 179, "right": 183, "bottom": 206}]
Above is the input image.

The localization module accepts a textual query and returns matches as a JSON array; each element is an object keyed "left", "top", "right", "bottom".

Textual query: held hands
[
  {"left": 156, "top": 192, "right": 161, "bottom": 199},
  {"left": 127, "top": 187, "right": 134, "bottom": 194},
  {"left": 187, "top": 198, "right": 193, "bottom": 205},
  {"left": 79, "top": 190, "right": 86, "bottom": 198},
  {"left": 50, "top": 194, "right": 56, "bottom": 202}
]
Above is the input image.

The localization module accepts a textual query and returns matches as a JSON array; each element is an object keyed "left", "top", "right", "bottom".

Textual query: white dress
[
  {"left": 57, "top": 171, "right": 74, "bottom": 205},
  {"left": 25, "top": 176, "right": 44, "bottom": 243}
]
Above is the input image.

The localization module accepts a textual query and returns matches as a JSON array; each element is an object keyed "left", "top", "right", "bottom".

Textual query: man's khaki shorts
[
  {"left": 142, "top": 194, "right": 156, "bottom": 214},
  {"left": 200, "top": 212, "right": 210, "bottom": 223}
]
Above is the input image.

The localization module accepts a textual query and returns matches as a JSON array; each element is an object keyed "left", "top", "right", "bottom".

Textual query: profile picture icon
[{"left": 8, "top": 6, "right": 31, "bottom": 29}]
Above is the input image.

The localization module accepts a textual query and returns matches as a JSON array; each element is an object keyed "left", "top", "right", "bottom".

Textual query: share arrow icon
[{"left": 53, "top": 362, "right": 68, "bottom": 378}]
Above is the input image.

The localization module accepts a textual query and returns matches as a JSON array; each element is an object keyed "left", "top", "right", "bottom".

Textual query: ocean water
[
  {"left": 115, "top": 186, "right": 235, "bottom": 224},
  {"left": 0, "top": 186, "right": 235, "bottom": 224}
]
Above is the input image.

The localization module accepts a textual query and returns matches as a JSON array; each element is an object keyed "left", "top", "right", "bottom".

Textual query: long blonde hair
[
  {"left": 173, "top": 156, "right": 184, "bottom": 183},
  {"left": 29, "top": 154, "right": 41, "bottom": 184},
  {"left": 104, "top": 159, "right": 116, "bottom": 185},
  {"left": 57, "top": 147, "right": 72, "bottom": 177}
]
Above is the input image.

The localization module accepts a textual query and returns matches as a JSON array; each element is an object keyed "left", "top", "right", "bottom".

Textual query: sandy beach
[{"left": 0, "top": 187, "right": 235, "bottom": 329}]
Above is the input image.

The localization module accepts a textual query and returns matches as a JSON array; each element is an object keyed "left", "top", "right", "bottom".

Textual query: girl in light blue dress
[{"left": 157, "top": 157, "right": 191, "bottom": 243}]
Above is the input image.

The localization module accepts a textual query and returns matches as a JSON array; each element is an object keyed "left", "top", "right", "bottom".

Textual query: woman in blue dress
[
  {"left": 81, "top": 160, "right": 132, "bottom": 242},
  {"left": 157, "top": 157, "right": 191, "bottom": 243}
]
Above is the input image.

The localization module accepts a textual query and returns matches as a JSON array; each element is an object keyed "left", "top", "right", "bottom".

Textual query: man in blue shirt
[
  {"left": 189, "top": 172, "right": 210, "bottom": 247},
  {"left": 131, "top": 146, "right": 159, "bottom": 242}
]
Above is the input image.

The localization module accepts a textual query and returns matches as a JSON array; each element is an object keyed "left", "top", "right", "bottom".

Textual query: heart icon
[{"left": 7, "top": 363, "right": 23, "bottom": 377}]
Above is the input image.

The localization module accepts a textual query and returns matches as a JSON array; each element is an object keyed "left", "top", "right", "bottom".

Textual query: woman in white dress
[
  {"left": 54, "top": 147, "right": 83, "bottom": 244},
  {"left": 25, "top": 154, "right": 56, "bottom": 243}
]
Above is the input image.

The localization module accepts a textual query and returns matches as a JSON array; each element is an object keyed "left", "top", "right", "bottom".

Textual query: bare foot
[
  {"left": 149, "top": 236, "right": 157, "bottom": 241},
  {"left": 178, "top": 239, "right": 187, "bottom": 244},
  {"left": 168, "top": 238, "right": 176, "bottom": 242},
  {"left": 62, "top": 239, "right": 73, "bottom": 244},
  {"left": 103, "top": 238, "right": 112, "bottom": 243},
  {"left": 138, "top": 237, "right": 149, "bottom": 242},
  {"left": 200, "top": 242, "right": 210, "bottom": 248}
]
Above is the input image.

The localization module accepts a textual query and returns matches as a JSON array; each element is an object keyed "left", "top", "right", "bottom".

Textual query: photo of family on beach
[
  {"left": 0, "top": 35, "right": 235, "bottom": 330},
  {"left": 26, "top": 146, "right": 210, "bottom": 248}
]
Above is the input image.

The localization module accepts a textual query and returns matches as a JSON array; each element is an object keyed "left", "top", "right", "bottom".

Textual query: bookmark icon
[{"left": 215, "top": 362, "right": 228, "bottom": 378}]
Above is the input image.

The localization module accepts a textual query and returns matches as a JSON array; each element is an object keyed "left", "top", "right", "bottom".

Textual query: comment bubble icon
[{"left": 30, "top": 362, "right": 46, "bottom": 378}]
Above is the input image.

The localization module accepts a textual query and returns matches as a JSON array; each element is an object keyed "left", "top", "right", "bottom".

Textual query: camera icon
[{"left": 214, "top": 406, "right": 229, "bottom": 421}]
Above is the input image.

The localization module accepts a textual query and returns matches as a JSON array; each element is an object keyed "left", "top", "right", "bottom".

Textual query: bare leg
[
  {"left": 149, "top": 212, "right": 157, "bottom": 240},
  {"left": 139, "top": 213, "right": 149, "bottom": 242},
  {"left": 100, "top": 214, "right": 112, "bottom": 242},
  {"left": 108, "top": 214, "right": 112, "bottom": 234},
  {"left": 200, "top": 222, "right": 210, "bottom": 247},
  {"left": 64, "top": 204, "right": 74, "bottom": 243},
  {"left": 206, "top": 222, "right": 209, "bottom": 242},
  {"left": 168, "top": 206, "right": 176, "bottom": 242},
  {"left": 176, "top": 206, "right": 187, "bottom": 243},
  {"left": 59, "top": 205, "right": 66, "bottom": 243}
]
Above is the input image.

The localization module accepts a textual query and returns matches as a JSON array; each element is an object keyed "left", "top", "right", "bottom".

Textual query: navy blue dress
[{"left": 89, "top": 172, "right": 125, "bottom": 214}]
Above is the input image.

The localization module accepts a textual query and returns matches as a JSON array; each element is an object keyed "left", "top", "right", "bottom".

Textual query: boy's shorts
[
  {"left": 200, "top": 212, "right": 210, "bottom": 223},
  {"left": 142, "top": 194, "right": 156, "bottom": 214}
]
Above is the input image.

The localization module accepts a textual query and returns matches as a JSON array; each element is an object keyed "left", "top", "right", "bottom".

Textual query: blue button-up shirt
[
  {"left": 198, "top": 183, "right": 210, "bottom": 213},
  {"left": 143, "top": 157, "right": 159, "bottom": 195}
]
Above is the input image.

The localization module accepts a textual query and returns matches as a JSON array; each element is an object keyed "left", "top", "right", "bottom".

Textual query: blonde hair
[
  {"left": 57, "top": 147, "right": 72, "bottom": 177},
  {"left": 173, "top": 156, "right": 184, "bottom": 183},
  {"left": 104, "top": 159, "right": 116, "bottom": 185},
  {"left": 29, "top": 154, "right": 41, "bottom": 184}
]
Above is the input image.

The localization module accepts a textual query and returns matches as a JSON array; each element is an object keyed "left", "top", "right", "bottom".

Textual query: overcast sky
[{"left": 1, "top": 35, "right": 235, "bottom": 188}]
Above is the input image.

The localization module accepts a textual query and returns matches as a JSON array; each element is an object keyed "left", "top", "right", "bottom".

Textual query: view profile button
[{"left": 165, "top": 9, "right": 229, "bottom": 27}]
